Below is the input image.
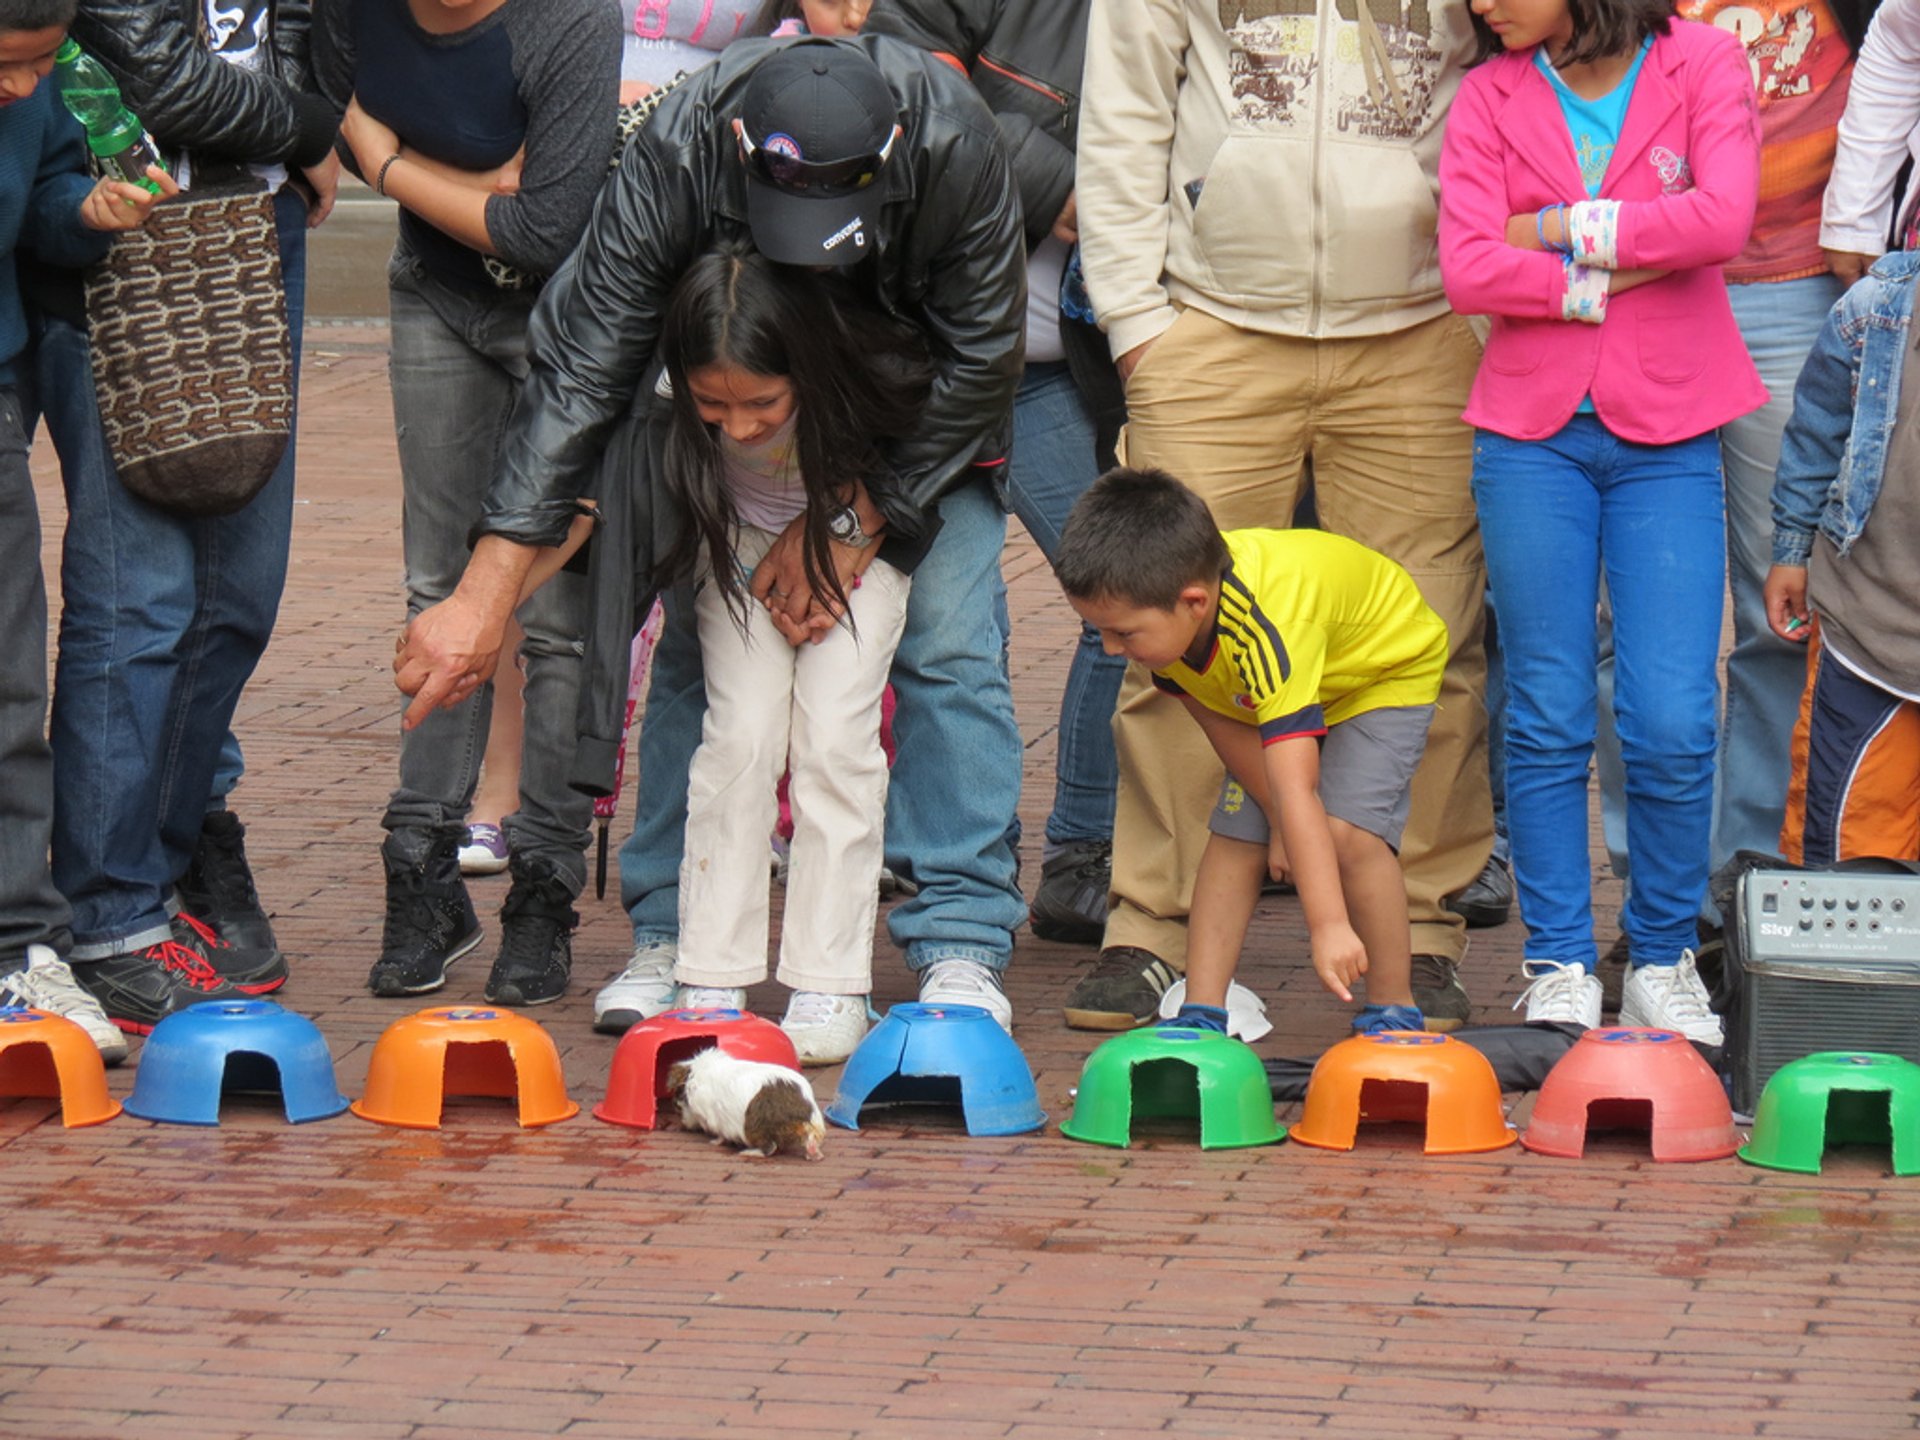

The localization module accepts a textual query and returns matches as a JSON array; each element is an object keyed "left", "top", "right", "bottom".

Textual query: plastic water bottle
[{"left": 52, "top": 39, "right": 167, "bottom": 195}]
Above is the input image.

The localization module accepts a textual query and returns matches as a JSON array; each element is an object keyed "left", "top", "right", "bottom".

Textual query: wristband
[{"left": 375, "top": 152, "right": 402, "bottom": 197}]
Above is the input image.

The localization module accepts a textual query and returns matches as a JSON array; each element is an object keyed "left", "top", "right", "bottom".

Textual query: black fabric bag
[{"left": 83, "top": 181, "right": 293, "bottom": 518}]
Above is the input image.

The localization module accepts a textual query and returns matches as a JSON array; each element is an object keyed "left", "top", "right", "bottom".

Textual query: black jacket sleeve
[{"left": 72, "top": 0, "right": 337, "bottom": 169}]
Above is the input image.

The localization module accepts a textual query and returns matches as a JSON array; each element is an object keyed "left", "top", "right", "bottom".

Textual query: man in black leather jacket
[
  {"left": 28, "top": 0, "right": 337, "bottom": 1032},
  {"left": 395, "top": 35, "right": 1034, "bottom": 1031}
]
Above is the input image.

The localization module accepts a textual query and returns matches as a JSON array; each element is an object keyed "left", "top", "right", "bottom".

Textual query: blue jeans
[
  {"left": 1714, "top": 275, "right": 1844, "bottom": 883},
  {"left": 0, "top": 385, "right": 71, "bottom": 964},
  {"left": 35, "top": 187, "right": 308, "bottom": 958},
  {"left": 1003, "top": 361, "right": 1120, "bottom": 847},
  {"left": 1482, "top": 591, "right": 1510, "bottom": 866},
  {"left": 623, "top": 478, "right": 1027, "bottom": 971},
  {"left": 1473, "top": 418, "right": 1725, "bottom": 972}
]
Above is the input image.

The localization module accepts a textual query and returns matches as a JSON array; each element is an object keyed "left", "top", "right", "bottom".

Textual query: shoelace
[
  {"left": 146, "top": 940, "right": 225, "bottom": 991},
  {"left": 0, "top": 961, "right": 84, "bottom": 1010},
  {"left": 926, "top": 962, "right": 998, "bottom": 999},
  {"left": 176, "top": 910, "right": 232, "bottom": 953},
  {"left": 680, "top": 986, "right": 742, "bottom": 1009},
  {"left": 196, "top": 827, "right": 262, "bottom": 910},
  {"left": 784, "top": 991, "right": 851, "bottom": 1028},
  {"left": 1512, "top": 962, "right": 1592, "bottom": 1021},
  {"left": 1638, "top": 956, "right": 1715, "bottom": 1024}
]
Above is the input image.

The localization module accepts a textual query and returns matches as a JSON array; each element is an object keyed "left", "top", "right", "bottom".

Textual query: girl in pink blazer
[{"left": 1438, "top": 4, "right": 1764, "bottom": 1041}]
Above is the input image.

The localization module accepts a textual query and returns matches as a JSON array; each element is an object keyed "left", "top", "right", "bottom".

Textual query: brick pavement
[{"left": 9, "top": 323, "right": 1920, "bottom": 1440}]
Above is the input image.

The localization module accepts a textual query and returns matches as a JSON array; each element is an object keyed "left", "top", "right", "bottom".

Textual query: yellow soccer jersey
[{"left": 1151, "top": 529, "right": 1449, "bottom": 744}]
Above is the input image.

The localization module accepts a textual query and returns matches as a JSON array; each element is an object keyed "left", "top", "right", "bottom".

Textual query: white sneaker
[
  {"left": 675, "top": 983, "right": 748, "bottom": 1011},
  {"left": 1619, "top": 950, "right": 1724, "bottom": 1046},
  {"left": 592, "top": 940, "right": 679, "bottom": 1035},
  {"left": 1513, "top": 959, "right": 1603, "bottom": 1030},
  {"left": 0, "top": 945, "right": 130, "bottom": 1065},
  {"left": 918, "top": 958, "right": 1012, "bottom": 1033},
  {"left": 780, "top": 990, "right": 870, "bottom": 1066}
]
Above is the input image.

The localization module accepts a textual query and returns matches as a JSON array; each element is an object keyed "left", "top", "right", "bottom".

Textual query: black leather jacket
[
  {"left": 866, "top": 0, "right": 1082, "bottom": 250},
  {"left": 481, "top": 35, "right": 1028, "bottom": 795},
  {"left": 69, "top": 0, "right": 336, "bottom": 169}
]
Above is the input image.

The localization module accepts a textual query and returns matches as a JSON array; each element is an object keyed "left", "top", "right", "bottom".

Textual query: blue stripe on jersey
[{"left": 1260, "top": 706, "right": 1326, "bottom": 744}]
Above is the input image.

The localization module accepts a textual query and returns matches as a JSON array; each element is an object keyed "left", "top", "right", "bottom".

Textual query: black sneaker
[
  {"left": 1444, "top": 856, "right": 1514, "bottom": 929},
  {"left": 70, "top": 938, "right": 241, "bottom": 1036},
  {"left": 173, "top": 911, "right": 288, "bottom": 994},
  {"left": 178, "top": 809, "right": 282, "bottom": 956},
  {"left": 1063, "top": 945, "right": 1178, "bottom": 1031},
  {"left": 368, "top": 827, "right": 482, "bottom": 997},
  {"left": 484, "top": 853, "right": 578, "bottom": 1007},
  {"left": 1028, "top": 839, "right": 1111, "bottom": 946},
  {"left": 1410, "top": 954, "right": 1471, "bottom": 1033}
]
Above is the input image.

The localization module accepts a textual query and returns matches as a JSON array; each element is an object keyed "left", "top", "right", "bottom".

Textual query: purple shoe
[{"left": 458, "top": 823, "right": 510, "bottom": 876}]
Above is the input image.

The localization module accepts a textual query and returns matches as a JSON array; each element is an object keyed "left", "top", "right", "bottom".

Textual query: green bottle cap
[
  {"left": 87, "top": 111, "right": 145, "bottom": 159},
  {"left": 55, "top": 37, "right": 80, "bottom": 63}
]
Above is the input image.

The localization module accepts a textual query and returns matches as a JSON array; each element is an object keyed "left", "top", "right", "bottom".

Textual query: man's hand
[
  {"left": 1309, "top": 921, "right": 1370, "bottom": 1004},
  {"left": 1116, "top": 336, "right": 1155, "bottom": 385},
  {"left": 1764, "top": 563, "right": 1812, "bottom": 642},
  {"left": 392, "top": 536, "right": 534, "bottom": 727},
  {"left": 301, "top": 152, "right": 340, "bottom": 227},
  {"left": 1825, "top": 248, "right": 1877, "bottom": 286},
  {"left": 78, "top": 166, "right": 178, "bottom": 232},
  {"left": 1052, "top": 190, "right": 1078, "bottom": 244}
]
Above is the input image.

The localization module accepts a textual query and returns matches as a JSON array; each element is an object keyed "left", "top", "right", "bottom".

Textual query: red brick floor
[{"left": 10, "top": 324, "right": 1919, "bottom": 1440}]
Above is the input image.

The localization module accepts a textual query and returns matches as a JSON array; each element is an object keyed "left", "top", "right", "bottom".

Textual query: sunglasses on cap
[{"left": 734, "top": 119, "right": 898, "bottom": 194}]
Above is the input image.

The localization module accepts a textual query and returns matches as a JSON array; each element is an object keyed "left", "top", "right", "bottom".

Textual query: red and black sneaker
[
  {"left": 173, "top": 911, "right": 289, "bottom": 995},
  {"left": 68, "top": 939, "right": 242, "bottom": 1036}
]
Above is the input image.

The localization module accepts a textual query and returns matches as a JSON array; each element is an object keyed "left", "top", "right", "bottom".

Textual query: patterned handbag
[{"left": 83, "top": 181, "right": 293, "bottom": 518}]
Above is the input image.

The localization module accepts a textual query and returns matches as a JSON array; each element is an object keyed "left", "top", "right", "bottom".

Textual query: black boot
[
  {"left": 367, "top": 826, "right": 481, "bottom": 997},
  {"left": 179, "top": 809, "right": 282, "bottom": 956},
  {"left": 484, "top": 852, "right": 578, "bottom": 1007}
]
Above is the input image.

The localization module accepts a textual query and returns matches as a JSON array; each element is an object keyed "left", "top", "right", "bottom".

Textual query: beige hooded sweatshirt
[{"left": 1079, "top": 0, "right": 1479, "bottom": 356}]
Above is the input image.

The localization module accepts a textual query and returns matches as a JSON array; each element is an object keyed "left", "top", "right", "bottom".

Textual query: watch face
[{"left": 828, "top": 506, "right": 861, "bottom": 542}]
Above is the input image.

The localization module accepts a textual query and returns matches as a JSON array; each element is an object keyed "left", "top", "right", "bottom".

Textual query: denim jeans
[
  {"left": 0, "top": 385, "right": 71, "bottom": 964},
  {"left": 1003, "top": 360, "right": 1121, "bottom": 848},
  {"left": 381, "top": 256, "right": 592, "bottom": 889},
  {"left": 1473, "top": 417, "right": 1725, "bottom": 972},
  {"left": 36, "top": 186, "right": 307, "bottom": 958},
  {"left": 623, "top": 478, "right": 1027, "bottom": 972},
  {"left": 1714, "top": 275, "right": 1844, "bottom": 880}
]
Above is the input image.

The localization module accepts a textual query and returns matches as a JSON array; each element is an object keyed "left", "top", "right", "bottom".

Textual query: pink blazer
[{"left": 1438, "top": 21, "right": 1767, "bottom": 443}]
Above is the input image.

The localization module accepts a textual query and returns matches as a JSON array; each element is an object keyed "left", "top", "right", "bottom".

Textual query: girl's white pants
[{"left": 676, "top": 526, "right": 909, "bottom": 994}]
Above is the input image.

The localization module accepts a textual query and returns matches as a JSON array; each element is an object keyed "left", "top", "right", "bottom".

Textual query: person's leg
[
  {"left": 1604, "top": 430, "right": 1726, "bottom": 1042},
  {"left": 780, "top": 558, "right": 911, "bottom": 994},
  {"left": 1311, "top": 313, "right": 1490, "bottom": 974},
  {"left": 1603, "top": 431, "right": 1725, "bottom": 966},
  {"left": 1471, "top": 421, "right": 1604, "bottom": 971},
  {"left": 462, "top": 615, "right": 524, "bottom": 874},
  {"left": 1079, "top": 311, "right": 1309, "bottom": 1025},
  {"left": 1780, "top": 626, "right": 1920, "bottom": 866},
  {"left": 1004, "top": 361, "right": 1120, "bottom": 849},
  {"left": 884, "top": 479, "right": 1027, "bottom": 1024},
  {"left": 1714, "top": 275, "right": 1846, "bottom": 885},
  {"left": 1180, "top": 833, "right": 1266, "bottom": 1009},
  {"left": 678, "top": 537, "right": 793, "bottom": 991},
  {"left": 36, "top": 316, "right": 191, "bottom": 962},
  {"left": 594, "top": 584, "right": 705, "bottom": 1030},
  {"left": 155, "top": 188, "right": 310, "bottom": 882},
  {"left": 0, "top": 387, "right": 72, "bottom": 966}
]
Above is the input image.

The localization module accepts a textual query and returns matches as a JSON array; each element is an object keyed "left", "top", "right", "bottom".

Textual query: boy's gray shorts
[{"left": 1207, "top": 704, "right": 1436, "bottom": 853}]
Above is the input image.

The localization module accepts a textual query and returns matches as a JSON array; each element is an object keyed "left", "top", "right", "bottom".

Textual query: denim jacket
[{"left": 1772, "top": 251, "right": 1918, "bottom": 566}]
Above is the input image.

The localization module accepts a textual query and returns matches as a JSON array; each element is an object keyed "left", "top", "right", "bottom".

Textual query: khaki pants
[{"left": 1105, "top": 308, "right": 1493, "bottom": 966}]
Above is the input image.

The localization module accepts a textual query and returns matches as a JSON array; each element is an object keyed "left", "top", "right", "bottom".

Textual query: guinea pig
[{"left": 665, "top": 1048, "right": 826, "bottom": 1161}]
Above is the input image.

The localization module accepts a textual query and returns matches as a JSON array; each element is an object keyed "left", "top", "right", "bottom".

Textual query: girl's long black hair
[
  {"left": 657, "top": 241, "right": 932, "bottom": 626},
  {"left": 1469, "top": 0, "right": 1673, "bottom": 67}
]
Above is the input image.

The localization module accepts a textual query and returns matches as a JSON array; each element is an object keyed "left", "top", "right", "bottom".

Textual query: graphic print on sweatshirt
[{"left": 1218, "top": 0, "right": 1444, "bottom": 140}]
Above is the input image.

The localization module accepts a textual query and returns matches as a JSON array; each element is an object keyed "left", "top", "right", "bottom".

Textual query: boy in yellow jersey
[{"left": 1053, "top": 467, "right": 1450, "bottom": 1034}]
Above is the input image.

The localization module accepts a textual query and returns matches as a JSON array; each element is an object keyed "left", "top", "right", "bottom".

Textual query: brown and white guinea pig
[{"left": 665, "top": 1048, "right": 826, "bottom": 1161}]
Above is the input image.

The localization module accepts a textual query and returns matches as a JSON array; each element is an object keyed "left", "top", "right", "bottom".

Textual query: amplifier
[{"left": 1731, "top": 869, "right": 1920, "bottom": 1114}]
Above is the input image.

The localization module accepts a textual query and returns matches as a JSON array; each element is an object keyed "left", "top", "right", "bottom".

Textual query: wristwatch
[{"left": 826, "top": 503, "right": 875, "bottom": 549}]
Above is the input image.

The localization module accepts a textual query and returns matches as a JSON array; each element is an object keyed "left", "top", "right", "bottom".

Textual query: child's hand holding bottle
[{"left": 78, "top": 164, "right": 178, "bottom": 233}]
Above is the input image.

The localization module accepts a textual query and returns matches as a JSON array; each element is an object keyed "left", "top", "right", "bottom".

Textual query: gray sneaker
[
  {"left": 2, "top": 946, "right": 130, "bottom": 1064},
  {"left": 1028, "top": 839, "right": 1110, "bottom": 946},
  {"left": 1410, "top": 954, "right": 1472, "bottom": 1033},
  {"left": 593, "top": 939, "right": 679, "bottom": 1034},
  {"left": 1445, "top": 856, "right": 1513, "bottom": 929}
]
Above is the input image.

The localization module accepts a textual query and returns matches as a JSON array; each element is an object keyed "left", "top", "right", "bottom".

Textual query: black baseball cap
[{"left": 736, "top": 39, "right": 899, "bottom": 267}]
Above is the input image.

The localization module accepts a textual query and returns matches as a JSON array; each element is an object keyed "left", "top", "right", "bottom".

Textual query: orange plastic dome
[
  {"left": 351, "top": 1006, "right": 578, "bottom": 1129},
  {"left": 1290, "top": 1031, "right": 1515, "bottom": 1155},
  {"left": 0, "top": 1006, "right": 121, "bottom": 1127}
]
